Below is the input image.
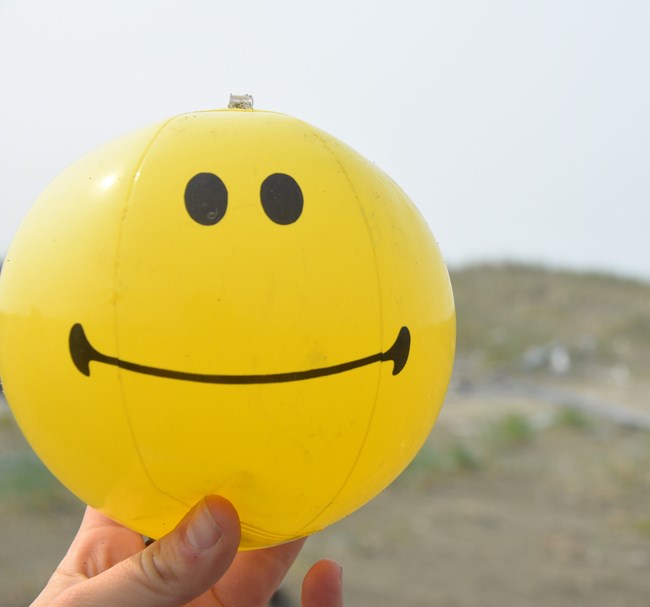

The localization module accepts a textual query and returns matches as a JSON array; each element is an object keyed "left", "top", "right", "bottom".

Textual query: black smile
[{"left": 69, "top": 324, "right": 411, "bottom": 384}]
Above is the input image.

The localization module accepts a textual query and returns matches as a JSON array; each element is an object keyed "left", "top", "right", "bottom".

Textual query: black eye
[
  {"left": 185, "top": 173, "right": 228, "bottom": 225},
  {"left": 260, "top": 173, "right": 303, "bottom": 225}
]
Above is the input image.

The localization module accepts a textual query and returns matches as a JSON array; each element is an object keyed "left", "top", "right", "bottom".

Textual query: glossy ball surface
[{"left": 0, "top": 109, "right": 455, "bottom": 548}]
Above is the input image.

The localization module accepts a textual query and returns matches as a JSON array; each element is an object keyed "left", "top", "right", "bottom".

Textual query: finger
[
  {"left": 30, "top": 508, "right": 148, "bottom": 607},
  {"left": 66, "top": 496, "right": 241, "bottom": 607},
  {"left": 301, "top": 560, "right": 343, "bottom": 607},
  {"left": 213, "top": 537, "right": 307, "bottom": 606},
  {"left": 78, "top": 505, "right": 132, "bottom": 533},
  {"left": 62, "top": 507, "right": 146, "bottom": 574}
]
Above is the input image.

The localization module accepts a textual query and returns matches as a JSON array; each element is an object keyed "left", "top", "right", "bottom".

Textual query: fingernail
[{"left": 185, "top": 499, "right": 223, "bottom": 551}]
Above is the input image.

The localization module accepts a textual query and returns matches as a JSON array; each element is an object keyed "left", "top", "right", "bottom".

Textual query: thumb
[{"left": 71, "top": 496, "right": 241, "bottom": 607}]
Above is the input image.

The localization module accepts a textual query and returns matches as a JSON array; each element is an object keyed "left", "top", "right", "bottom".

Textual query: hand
[{"left": 31, "top": 496, "right": 343, "bottom": 607}]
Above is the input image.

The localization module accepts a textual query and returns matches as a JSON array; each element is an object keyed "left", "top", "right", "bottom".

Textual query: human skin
[{"left": 31, "top": 496, "right": 343, "bottom": 607}]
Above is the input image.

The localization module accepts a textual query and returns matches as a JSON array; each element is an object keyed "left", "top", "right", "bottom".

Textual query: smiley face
[
  {"left": 69, "top": 167, "right": 410, "bottom": 383},
  {"left": 0, "top": 108, "right": 455, "bottom": 548}
]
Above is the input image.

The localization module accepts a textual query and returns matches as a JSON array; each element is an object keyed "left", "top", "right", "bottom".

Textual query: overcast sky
[{"left": 1, "top": 0, "right": 649, "bottom": 280}]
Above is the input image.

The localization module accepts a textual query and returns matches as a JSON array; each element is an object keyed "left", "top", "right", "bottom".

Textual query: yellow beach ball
[{"left": 0, "top": 99, "right": 455, "bottom": 548}]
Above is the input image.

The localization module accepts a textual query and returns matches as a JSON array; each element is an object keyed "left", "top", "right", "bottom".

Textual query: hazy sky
[{"left": 1, "top": 0, "right": 649, "bottom": 280}]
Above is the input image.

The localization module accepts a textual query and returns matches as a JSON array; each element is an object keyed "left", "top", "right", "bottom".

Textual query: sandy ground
[
  {"left": 2, "top": 380, "right": 650, "bottom": 606},
  {"left": 282, "top": 378, "right": 650, "bottom": 607}
]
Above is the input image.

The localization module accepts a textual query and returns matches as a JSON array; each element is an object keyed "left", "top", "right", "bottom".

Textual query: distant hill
[{"left": 450, "top": 263, "right": 650, "bottom": 380}]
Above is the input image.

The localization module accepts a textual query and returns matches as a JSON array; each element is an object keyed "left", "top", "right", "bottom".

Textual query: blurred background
[{"left": 1, "top": 1, "right": 649, "bottom": 605}]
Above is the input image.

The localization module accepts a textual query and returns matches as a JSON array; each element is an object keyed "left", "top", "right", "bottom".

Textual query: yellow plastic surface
[{"left": 0, "top": 108, "right": 455, "bottom": 548}]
